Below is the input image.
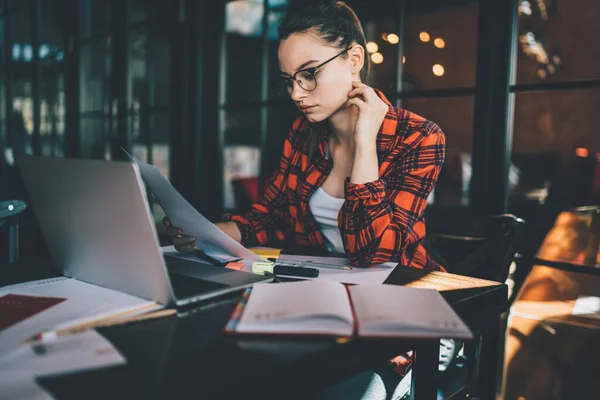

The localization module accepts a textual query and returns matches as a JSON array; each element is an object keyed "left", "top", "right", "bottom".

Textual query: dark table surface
[{"left": 1, "top": 258, "right": 507, "bottom": 400}]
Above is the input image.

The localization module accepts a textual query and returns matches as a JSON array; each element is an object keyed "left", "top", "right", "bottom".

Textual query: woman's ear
[{"left": 349, "top": 45, "right": 365, "bottom": 75}]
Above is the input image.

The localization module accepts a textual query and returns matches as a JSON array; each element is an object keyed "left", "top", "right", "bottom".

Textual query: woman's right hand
[{"left": 163, "top": 217, "right": 196, "bottom": 252}]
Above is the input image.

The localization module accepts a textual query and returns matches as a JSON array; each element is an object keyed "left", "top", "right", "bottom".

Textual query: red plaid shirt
[
  {"left": 225, "top": 90, "right": 446, "bottom": 375},
  {"left": 226, "top": 90, "right": 446, "bottom": 272}
]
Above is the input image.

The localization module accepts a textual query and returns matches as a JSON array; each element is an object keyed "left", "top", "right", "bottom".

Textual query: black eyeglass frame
[{"left": 276, "top": 46, "right": 354, "bottom": 95}]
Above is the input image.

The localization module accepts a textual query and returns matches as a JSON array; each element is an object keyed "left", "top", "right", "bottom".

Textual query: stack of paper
[{"left": 0, "top": 277, "right": 161, "bottom": 355}]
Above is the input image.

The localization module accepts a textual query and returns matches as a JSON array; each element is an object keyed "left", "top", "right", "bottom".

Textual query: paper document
[
  {"left": 0, "top": 277, "right": 161, "bottom": 355},
  {"left": 0, "top": 330, "right": 125, "bottom": 400},
  {"left": 277, "top": 255, "right": 396, "bottom": 285},
  {"left": 132, "top": 158, "right": 267, "bottom": 268}
]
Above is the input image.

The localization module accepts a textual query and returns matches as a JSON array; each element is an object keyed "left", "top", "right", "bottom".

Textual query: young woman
[
  {"left": 166, "top": 0, "right": 445, "bottom": 271},
  {"left": 165, "top": 1, "right": 450, "bottom": 398}
]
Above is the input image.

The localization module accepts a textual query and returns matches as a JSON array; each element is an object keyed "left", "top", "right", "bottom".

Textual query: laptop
[{"left": 17, "top": 156, "right": 270, "bottom": 307}]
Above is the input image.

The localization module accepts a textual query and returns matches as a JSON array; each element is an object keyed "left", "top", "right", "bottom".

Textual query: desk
[{"left": 1, "top": 260, "right": 506, "bottom": 400}]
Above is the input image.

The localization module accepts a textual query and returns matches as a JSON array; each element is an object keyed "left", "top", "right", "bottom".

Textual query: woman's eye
[{"left": 300, "top": 71, "right": 317, "bottom": 81}]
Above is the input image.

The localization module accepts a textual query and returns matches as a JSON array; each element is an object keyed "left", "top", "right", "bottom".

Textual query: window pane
[
  {"left": 265, "top": 101, "right": 299, "bottom": 176},
  {"left": 80, "top": 38, "right": 111, "bottom": 113},
  {"left": 225, "top": 1, "right": 263, "bottom": 103},
  {"left": 129, "top": 25, "right": 171, "bottom": 111},
  {"left": 78, "top": 0, "right": 110, "bottom": 39},
  {"left": 516, "top": 1, "right": 600, "bottom": 84},
  {"left": 40, "top": 0, "right": 67, "bottom": 157},
  {"left": 129, "top": 0, "right": 175, "bottom": 27},
  {"left": 9, "top": 2, "right": 33, "bottom": 156},
  {"left": 267, "top": 8, "right": 287, "bottom": 100},
  {"left": 79, "top": 117, "right": 110, "bottom": 159},
  {"left": 223, "top": 107, "right": 261, "bottom": 146},
  {"left": 402, "top": 96, "right": 474, "bottom": 206},
  {"left": 223, "top": 145, "right": 261, "bottom": 211},
  {"left": 130, "top": 112, "right": 170, "bottom": 176},
  {"left": 402, "top": 2, "right": 479, "bottom": 91},
  {"left": 363, "top": 17, "right": 400, "bottom": 101},
  {"left": 511, "top": 89, "right": 600, "bottom": 209}
]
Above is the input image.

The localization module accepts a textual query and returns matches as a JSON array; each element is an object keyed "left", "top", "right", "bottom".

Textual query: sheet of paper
[
  {"left": 0, "top": 330, "right": 125, "bottom": 400},
  {"left": 349, "top": 284, "right": 473, "bottom": 339},
  {"left": 133, "top": 159, "right": 267, "bottom": 268},
  {"left": 0, "top": 277, "right": 160, "bottom": 355},
  {"left": 277, "top": 255, "right": 396, "bottom": 285}
]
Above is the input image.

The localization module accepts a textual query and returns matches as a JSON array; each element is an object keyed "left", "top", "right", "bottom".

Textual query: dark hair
[{"left": 278, "top": 0, "right": 371, "bottom": 161}]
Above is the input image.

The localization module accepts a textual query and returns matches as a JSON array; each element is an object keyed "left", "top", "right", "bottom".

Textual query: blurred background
[{"left": 0, "top": 0, "right": 599, "bottom": 263}]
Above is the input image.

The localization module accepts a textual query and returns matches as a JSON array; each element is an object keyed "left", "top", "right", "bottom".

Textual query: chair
[
  {"left": 424, "top": 212, "right": 526, "bottom": 283},
  {"left": 422, "top": 211, "right": 526, "bottom": 399},
  {"left": 0, "top": 199, "right": 27, "bottom": 262}
]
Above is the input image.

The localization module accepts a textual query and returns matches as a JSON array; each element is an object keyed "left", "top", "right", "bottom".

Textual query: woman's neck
[{"left": 328, "top": 105, "right": 358, "bottom": 148}]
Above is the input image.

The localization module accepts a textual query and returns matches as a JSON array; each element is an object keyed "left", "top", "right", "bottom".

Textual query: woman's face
[{"left": 278, "top": 31, "right": 362, "bottom": 123}]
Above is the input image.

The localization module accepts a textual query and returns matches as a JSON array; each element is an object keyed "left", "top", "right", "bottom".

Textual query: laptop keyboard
[{"left": 168, "top": 271, "right": 229, "bottom": 299}]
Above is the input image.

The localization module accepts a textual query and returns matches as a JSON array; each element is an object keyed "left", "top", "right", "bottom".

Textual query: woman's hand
[
  {"left": 346, "top": 81, "right": 389, "bottom": 148},
  {"left": 163, "top": 217, "right": 196, "bottom": 252}
]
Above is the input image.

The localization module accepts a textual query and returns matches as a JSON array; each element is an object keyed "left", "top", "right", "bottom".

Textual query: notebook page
[
  {"left": 0, "top": 277, "right": 160, "bottom": 354},
  {"left": 236, "top": 281, "right": 353, "bottom": 336},
  {"left": 349, "top": 284, "right": 473, "bottom": 339}
]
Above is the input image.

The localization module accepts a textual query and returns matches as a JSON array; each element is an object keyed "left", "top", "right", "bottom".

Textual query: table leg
[
  {"left": 476, "top": 310, "right": 502, "bottom": 400},
  {"left": 410, "top": 341, "right": 439, "bottom": 400}
]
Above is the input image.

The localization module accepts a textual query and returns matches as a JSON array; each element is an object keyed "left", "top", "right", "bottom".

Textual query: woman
[
  {"left": 165, "top": 1, "right": 450, "bottom": 398},
  {"left": 166, "top": 0, "right": 445, "bottom": 271}
]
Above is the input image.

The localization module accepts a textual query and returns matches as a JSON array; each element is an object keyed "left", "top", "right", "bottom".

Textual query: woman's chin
[{"left": 304, "top": 112, "right": 327, "bottom": 123}]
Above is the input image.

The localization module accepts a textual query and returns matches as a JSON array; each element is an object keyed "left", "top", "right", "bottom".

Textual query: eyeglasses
[{"left": 275, "top": 46, "right": 353, "bottom": 97}]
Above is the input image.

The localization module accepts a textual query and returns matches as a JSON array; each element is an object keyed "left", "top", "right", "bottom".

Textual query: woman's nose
[{"left": 290, "top": 80, "right": 307, "bottom": 101}]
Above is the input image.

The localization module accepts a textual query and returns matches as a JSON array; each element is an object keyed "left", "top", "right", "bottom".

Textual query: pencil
[{"left": 25, "top": 304, "right": 173, "bottom": 344}]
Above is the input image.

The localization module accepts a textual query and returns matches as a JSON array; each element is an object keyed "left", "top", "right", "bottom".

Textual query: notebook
[{"left": 224, "top": 281, "right": 473, "bottom": 340}]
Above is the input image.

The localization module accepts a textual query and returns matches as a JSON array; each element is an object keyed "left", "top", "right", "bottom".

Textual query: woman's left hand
[{"left": 346, "top": 81, "right": 389, "bottom": 148}]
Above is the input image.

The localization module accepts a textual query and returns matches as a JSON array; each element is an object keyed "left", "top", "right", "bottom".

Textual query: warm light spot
[
  {"left": 576, "top": 148, "right": 589, "bottom": 157},
  {"left": 432, "top": 64, "right": 445, "bottom": 76},
  {"left": 434, "top": 38, "right": 445, "bottom": 48},
  {"left": 371, "top": 52, "right": 384, "bottom": 64},
  {"left": 387, "top": 33, "right": 399, "bottom": 44},
  {"left": 381, "top": 33, "right": 389, "bottom": 41},
  {"left": 402, "top": 55, "right": 406, "bottom": 64},
  {"left": 366, "top": 42, "right": 378, "bottom": 53},
  {"left": 419, "top": 32, "right": 430, "bottom": 42}
]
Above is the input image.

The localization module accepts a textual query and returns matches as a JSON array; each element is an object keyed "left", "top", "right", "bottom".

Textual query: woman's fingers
[
  {"left": 346, "top": 97, "right": 366, "bottom": 110},
  {"left": 174, "top": 242, "right": 197, "bottom": 252},
  {"left": 165, "top": 224, "right": 183, "bottom": 237},
  {"left": 163, "top": 216, "right": 196, "bottom": 252}
]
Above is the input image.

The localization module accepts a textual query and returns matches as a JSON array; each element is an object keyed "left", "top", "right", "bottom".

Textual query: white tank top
[{"left": 308, "top": 187, "right": 346, "bottom": 254}]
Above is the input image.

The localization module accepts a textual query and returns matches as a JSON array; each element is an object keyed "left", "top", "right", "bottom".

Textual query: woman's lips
[{"left": 300, "top": 105, "right": 317, "bottom": 113}]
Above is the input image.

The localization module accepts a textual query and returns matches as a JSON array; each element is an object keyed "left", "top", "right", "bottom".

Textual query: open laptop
[{"left": 18, "top": 156, "right": 270, "bottom": 307}]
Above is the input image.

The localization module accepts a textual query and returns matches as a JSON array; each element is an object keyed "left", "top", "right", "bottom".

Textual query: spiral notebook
[{"left": 224, "top": 281, "right": 473, "bottom": 340}]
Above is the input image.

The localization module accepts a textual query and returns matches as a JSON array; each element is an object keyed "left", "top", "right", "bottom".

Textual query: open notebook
[{"left": 224, "top": 281, "right": 473, "bottom": 340}]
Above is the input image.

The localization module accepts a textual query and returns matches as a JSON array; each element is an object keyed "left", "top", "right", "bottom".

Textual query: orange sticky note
[{"left": 225, "top": 261, "right": 244, "bottom": 271}]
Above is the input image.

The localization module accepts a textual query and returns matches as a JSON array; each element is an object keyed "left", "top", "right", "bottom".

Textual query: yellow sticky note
[{"left": 249, "top": 247, "right": 281, "bottom": 259}]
